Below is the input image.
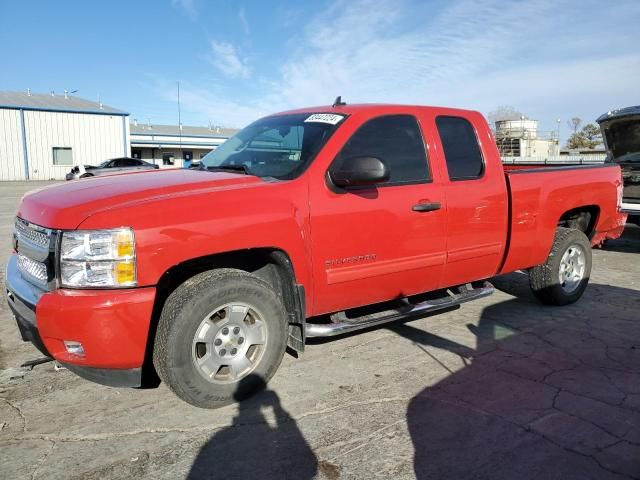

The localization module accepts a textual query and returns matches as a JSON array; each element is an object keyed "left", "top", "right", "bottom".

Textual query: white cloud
[
  {"left": 239, "top": 7, "right": 250, "bottom": 36},
  {"left": 167, "top": 0, "right": 640, "bottom": 130},
  {"left": 209, "top": 40, "right": 251, "bottom": 79},
  {"left": 171, "top": 0, "right": 197, "bottom": 21}
]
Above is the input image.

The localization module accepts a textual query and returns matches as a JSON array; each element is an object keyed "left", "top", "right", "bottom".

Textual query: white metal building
[
  {"left": 0, "top": 90, "right": 129, "bottom": 180},
  {"left": 130, "top": 122, "right": 238, "bottom": 168}
]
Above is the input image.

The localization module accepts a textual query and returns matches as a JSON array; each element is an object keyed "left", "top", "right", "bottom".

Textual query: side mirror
[{"left": 329, "top": 156, "right": 390, "bottom": 188}]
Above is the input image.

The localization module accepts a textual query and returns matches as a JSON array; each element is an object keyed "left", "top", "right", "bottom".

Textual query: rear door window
[{"left": 436, "top": 116, "right": 484, "bottom": 180}]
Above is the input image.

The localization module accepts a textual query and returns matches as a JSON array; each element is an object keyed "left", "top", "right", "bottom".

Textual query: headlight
[{"left": 60, "top": 228, "right": 136, "bottom": 288}]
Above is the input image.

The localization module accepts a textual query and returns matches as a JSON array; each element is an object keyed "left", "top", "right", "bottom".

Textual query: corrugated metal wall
[
  {"left": 23, "top": 111, "right": 127, "bottom": 180},
  {"left": 0, "top": 109, "right": 26, "bottom": 180}
]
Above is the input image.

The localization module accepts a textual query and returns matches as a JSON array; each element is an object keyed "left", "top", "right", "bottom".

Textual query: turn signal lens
[
  {"left": 114, "top": 261, "right": 136, "bottom": 285},
  {"left": 116, "top": 231, "right": 135, "bottom": 257}
]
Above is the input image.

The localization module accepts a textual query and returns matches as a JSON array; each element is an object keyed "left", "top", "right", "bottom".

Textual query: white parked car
[{"left": 66, "top": 157, "right": 159, "bottom": 180}]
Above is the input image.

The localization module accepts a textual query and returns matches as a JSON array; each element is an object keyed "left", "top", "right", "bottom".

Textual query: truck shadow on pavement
[
  {"left": 398, "top": 273, "right": 640, "bottom": 480},
  {"left": 600, "top": 223, "right": 640, "bottom": 253},
  {"left": 187, "top": 375, "right": 318, "bottom": 480}
]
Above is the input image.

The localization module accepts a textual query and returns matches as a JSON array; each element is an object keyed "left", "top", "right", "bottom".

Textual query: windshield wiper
[{"left": 204, "top": 164, "right": 253, "bottom": 175}]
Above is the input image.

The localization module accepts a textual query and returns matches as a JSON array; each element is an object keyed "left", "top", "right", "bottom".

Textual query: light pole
[{"left": 556, "top": 119, "right": 561, "bottom": 157}]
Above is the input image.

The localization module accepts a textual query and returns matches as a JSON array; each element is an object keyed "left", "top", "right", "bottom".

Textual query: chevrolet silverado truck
[
  {"left": 597, "top": 105, "right": 640, "bottom": 225},
  {"left": 6, "top": 103, "right": 626, "bottom": 408}
]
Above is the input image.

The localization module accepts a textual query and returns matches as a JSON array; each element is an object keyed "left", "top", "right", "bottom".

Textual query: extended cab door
[
  {"left": 431, "top": 113, "right": 508, "bottom": 286},
  {"left": 309, "top": 114, "right": 447, "bottom": 315}
]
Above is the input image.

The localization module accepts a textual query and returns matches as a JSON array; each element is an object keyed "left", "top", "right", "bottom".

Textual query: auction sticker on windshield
[{"left": 304, "top": 113, "right": 345, "bottom": 125}]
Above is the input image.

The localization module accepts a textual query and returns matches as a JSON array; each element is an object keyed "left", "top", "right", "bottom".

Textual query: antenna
[
  {"left": 177, "top": 81, "right": 183, "bottom": 162},
  {"left": 333, "top": 96, "right": 346, "bottom": 107}
]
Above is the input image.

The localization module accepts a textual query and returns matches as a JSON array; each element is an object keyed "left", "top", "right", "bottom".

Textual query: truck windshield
[
  {"left": 200, "top": 113, "right": 346, "bottom": 179},
  {"left": 604, "top": 118, "right": 640, "bottom": 163}
]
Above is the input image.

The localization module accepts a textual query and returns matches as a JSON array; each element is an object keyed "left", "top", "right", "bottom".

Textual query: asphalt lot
[{"left": 1, "top": 181, "right": 639, "bottom": 480}]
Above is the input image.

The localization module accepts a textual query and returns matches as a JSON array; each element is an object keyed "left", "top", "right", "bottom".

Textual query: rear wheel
[
  {"left": 80, "top": 173, "right": 93, "bottom": 178},
  {"left": 153, "top": 269, "right": 288, "bottom": 408},
  {"left": 529, "top": 227, "right": 592, "bottom": 305}
]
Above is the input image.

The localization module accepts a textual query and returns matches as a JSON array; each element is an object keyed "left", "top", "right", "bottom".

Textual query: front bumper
[{"left": 5, "top": 254, "right": 156, "bottom": 387}]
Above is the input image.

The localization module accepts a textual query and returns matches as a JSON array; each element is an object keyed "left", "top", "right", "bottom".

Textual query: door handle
[{"left": 412, "top": 202, "right": 441, "bottom": 212}]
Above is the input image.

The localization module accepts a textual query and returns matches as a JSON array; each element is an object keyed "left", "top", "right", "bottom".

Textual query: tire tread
[
  {"left": 153, "top": 268, "right": 286, "bottom": 408},
  {"left": 529, "top": 227, "right": 591, "bottom": 306}
]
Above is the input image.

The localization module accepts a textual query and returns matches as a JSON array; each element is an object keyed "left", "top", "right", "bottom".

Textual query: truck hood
[
  {"left": 599, "top": 115, "right": 640, "bottom": 201},
  {"left": 17, "top": 169, "right": 264, "bottom": 229},
  {"left": 599, "top": 114, "right": 640, "bottom": 163}
]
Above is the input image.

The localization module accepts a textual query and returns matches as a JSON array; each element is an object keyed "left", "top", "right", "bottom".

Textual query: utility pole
[{"left": 177, "top": 81, "right": 183, "bottom": 165}]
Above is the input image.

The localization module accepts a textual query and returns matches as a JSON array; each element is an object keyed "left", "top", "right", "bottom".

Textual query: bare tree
[
  {"left": 566, "top": 117, "right": 582, "bottom": 134},
  {"left": 487, "top": 106, "right": 524, "bottom": 127}
]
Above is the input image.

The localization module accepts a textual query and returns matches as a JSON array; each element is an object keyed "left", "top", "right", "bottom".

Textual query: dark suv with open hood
[{"left": 597, "top": 105, "right": 640, "bottom": 225}]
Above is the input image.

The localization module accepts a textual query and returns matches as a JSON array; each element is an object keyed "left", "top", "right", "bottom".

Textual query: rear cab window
[
  {"left": 332, "top": 114, "right": 431, "bottom": 186},
  {"left": 436, "top": 116, "right": 484, "bottom": 181}
]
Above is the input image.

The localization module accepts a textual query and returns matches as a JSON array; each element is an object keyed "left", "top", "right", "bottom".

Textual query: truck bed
[{"left": 499, "top": 163, "right": 625, "bottom": 274}]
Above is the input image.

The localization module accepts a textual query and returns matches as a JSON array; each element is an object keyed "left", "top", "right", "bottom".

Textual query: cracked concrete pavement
[{"left": 1, "top": 181, "right": 639, "bottom": 479}]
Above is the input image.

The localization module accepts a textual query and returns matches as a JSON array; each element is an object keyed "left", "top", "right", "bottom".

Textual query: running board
[{"left": 305, "top": 282, "right": 494, "bottom": 338}]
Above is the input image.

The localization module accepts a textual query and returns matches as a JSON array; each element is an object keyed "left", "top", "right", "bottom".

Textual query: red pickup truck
[{"left": 6, "top": 103, "right": 626, "bottom": 408}]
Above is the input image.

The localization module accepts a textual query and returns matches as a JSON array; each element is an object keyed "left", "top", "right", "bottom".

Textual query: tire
[
  {"left": 529, "top": 227, "right": 592, "bottom": 306},
  {"left": 80, "top": 173, "right": 93, "bottom": 178},
  {"left": 153, "top": 268, "right": 288, "bottom": 408}
]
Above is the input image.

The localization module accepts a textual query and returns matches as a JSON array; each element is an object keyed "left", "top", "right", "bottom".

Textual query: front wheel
[
  {"left": 529, "top": 227, "right": 592, "bottom": 306},
  {"left": 153, "top": 269, "right": 288, "bottom": 408}
]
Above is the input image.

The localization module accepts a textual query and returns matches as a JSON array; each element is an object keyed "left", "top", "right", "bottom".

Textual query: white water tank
[{"left": 495, "top": 119, "right": 539, "bottom": 139}]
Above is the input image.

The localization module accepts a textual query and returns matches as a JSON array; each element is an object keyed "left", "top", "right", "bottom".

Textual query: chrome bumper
[
  {"left": 6, "top": 254, "right": 50, "bottom": 356},
  {"left": 621, "top": 202, "right": 640, "bottom": 214},
  {"left": 5, "top": 254, "right": 46, "bottom": 312}
]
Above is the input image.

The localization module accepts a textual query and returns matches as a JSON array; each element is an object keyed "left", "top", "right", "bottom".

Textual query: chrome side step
[{"left": 305, "top": 282, "right": 494, "bottom": 338}]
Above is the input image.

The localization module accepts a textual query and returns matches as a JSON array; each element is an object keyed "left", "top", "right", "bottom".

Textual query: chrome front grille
[
  {"left": 17, "top": 254, "right": 48, "bottom": 287},
  {"left": 13, "top": 217, "right": 55, "bottom": 290},
  {"left": 15, "top": 217, "right": 50, "bottom": 250}
]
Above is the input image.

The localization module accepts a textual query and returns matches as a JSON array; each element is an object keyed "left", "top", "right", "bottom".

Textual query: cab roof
[{"left": 269, "top": 103, "right": 483, "bottom": 119}]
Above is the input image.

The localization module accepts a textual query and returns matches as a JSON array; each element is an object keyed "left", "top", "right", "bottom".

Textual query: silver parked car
[{"left": 66, "top": 157, "right": 159, "bottom": 180}]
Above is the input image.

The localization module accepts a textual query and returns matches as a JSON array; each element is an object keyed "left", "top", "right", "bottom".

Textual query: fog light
[{"left": 64, "top": 341, "right": 85, "bottom": 357}]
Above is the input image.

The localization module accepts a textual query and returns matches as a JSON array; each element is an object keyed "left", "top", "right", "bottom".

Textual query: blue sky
[{"left": 1, "top": 0, "right": 638, "bottom": 138}]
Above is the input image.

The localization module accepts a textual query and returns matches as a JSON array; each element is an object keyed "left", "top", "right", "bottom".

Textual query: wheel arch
[
  {"left": 140, "top": 247, "right": 305, "bottom": 387},
  {"left": 558, "top": 205, "right": 600, "bottom": 240}
]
